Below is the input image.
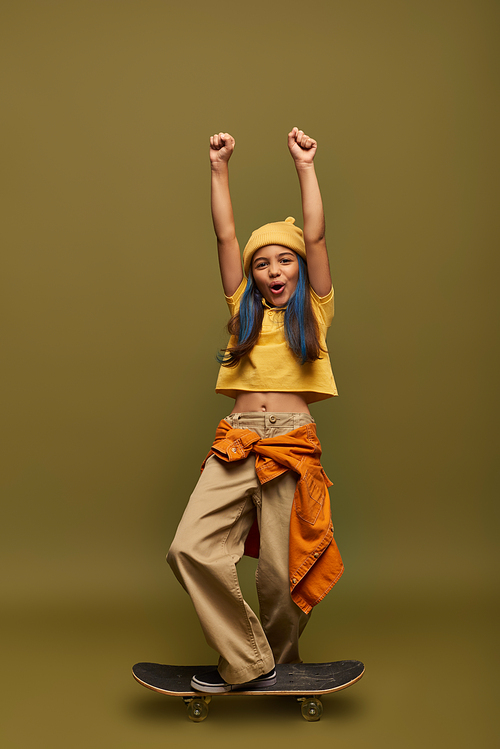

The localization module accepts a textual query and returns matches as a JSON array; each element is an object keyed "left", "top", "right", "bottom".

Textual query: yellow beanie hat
[{"left": 243, "top": 217, "right": 306, "bottom": 276}]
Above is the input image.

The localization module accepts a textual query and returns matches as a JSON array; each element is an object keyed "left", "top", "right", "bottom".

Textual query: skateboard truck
[
  {"left": 182, "top": 695, "right": 212, "bottom": 722},
  {"left": 296, "top": 696, "right": 324, "bottom": 722}
]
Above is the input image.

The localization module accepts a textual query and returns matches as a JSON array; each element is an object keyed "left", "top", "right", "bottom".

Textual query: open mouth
[{"left": 270, "top": 283, "right": 285, "bottom": 295}]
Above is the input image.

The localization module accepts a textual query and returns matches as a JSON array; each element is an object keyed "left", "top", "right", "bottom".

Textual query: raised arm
[
  {"left": 210, "top": 132, "right": 244, "bottom": 297},
  {"left": 288, "top": 127, "right": 332, "bottom": 297}
]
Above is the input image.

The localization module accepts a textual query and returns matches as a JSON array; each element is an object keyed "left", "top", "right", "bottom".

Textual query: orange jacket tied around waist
[{"left": 202, "top": 419, "right": 344, "bottom": 614}]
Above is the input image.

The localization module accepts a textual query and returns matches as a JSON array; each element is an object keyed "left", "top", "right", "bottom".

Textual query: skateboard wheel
[
  {"left": 300, "top": 697, "right": 323, "bottom": 722},
  {"left": 187, "top": 698, "right": 210, "bottom": 722}
]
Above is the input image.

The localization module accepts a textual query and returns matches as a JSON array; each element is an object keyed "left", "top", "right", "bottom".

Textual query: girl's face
[{"left": 251, "top": 245, "right": 300, "bottom": 307}]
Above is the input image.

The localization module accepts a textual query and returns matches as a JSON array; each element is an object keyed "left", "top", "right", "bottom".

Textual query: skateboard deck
[{"left": 132, "top": 661, "right": 365, "bottom": 721}]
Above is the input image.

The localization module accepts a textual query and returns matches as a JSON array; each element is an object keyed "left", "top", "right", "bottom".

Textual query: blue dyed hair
[
  {"left": 238, "top": 273, "right": 263, "bottom": 347},
  {"left": 219, "top": 254, "right": 323, "bottom": 367},
  {"left": 283, "top": 254, "right": 310, "bottom": 364}
]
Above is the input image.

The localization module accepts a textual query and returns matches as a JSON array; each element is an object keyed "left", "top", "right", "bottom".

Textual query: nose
[{"left": 268, "top": 262, "right": 281, "bottom": 277}]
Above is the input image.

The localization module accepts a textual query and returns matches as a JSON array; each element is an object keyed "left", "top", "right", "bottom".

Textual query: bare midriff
[{"left": 231, "top": 391, "right": 311, "bottom": 414}]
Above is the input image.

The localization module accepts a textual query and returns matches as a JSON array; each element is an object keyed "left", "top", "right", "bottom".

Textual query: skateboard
[{"left": 132, "top": 660, "right": 365, "bottom": 721}]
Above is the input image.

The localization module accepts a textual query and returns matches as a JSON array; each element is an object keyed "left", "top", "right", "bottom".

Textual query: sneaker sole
[
  {"left": 190, "top": 676, "right": 231, "bottom": 693},
  {"left": 191, "top": 674, "right": 277, "bottom": 693}
]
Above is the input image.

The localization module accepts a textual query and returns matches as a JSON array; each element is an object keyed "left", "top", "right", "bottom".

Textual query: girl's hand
[
  {"left": 287, "top": 127, "right": 317, "bottom": 167},
  {"left": 210, "top": 132, "right": 235, "bottom": 165}
]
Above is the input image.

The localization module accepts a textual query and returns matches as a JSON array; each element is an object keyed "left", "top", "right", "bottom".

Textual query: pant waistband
[{"left": 225, "top": 412, "right": 315, "bottom": 430}]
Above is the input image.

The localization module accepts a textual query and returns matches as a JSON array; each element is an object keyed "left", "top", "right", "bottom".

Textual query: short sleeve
[
  {"left": 309, "top": 285, "right": 334, "bottom": 327},
  {"left": 225, "top": 277, "right": 247, "bottom": 315}
]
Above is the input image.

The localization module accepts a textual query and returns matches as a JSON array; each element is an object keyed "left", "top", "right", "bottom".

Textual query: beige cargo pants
[{"left": 167, "top": 412, "right": 312, "bottom": 685}]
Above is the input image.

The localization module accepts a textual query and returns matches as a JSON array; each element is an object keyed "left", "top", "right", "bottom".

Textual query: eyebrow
[{"left": 253, "top": 251, "right": 295, "bottom": 264}]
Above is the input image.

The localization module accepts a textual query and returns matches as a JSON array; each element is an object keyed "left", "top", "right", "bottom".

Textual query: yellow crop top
[{"left": 215, "top": 278, "right": 338, "bottom": 403}]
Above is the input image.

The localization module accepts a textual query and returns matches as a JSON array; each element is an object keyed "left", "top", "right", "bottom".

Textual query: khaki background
[{"left": 1, "top": 1, "right": 498, "bottom": 747}]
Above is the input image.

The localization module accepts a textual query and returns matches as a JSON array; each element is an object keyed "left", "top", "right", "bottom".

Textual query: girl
[{"left": 167, "top": 128, "right": 344, "bottom": 693}]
